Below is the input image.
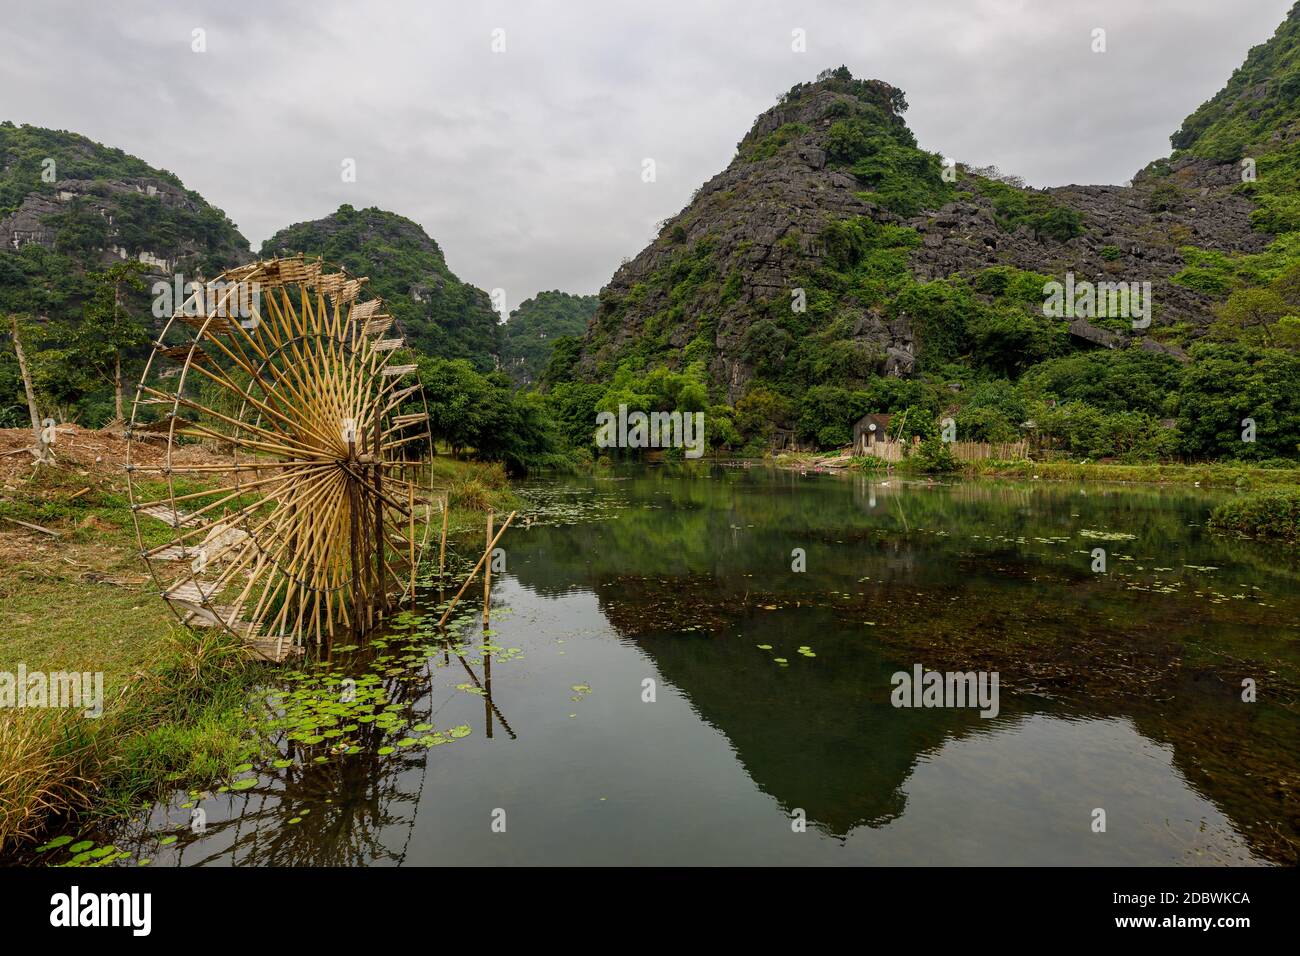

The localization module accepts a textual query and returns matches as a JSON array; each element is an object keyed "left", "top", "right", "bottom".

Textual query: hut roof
[{"left": 855, "top": 412, "right": 894, "bottom": 432}]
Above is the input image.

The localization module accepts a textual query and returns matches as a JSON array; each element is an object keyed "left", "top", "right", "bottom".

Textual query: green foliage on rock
[
  {"left": 0, "top": 124, "right": 251, "bottom": 426},
  {"left": 0, "top": 123, "right": 249, "bottom": 275},
  {"left": 740, "top": 123, "right": 811, "bottom": 163},
  {"left": 1171, "top": 4, "right": 1300, "bottom": 163},
  {"left": 501, "top": 291, "right": 596, "bottom": 386},
  {"left": 262, "top": 205, "right": 500, "bottom": 370},
  {"left": 970, "top": 176, "right": 1084, "bottom": 242}
]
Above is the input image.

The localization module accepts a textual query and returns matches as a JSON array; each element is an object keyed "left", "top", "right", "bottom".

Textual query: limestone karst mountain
[
  {"left": 565, "top": 4, "right": 1300, "bottom": 426},
  {"left": 0, "top": 122, "right": 251, "bottom": 280},
  {"left": 501, "top": 290, "right": 597, "bottom": 386}
]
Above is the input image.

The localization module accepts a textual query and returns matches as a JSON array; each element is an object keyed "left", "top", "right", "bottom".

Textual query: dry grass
[
  {"left": 0, "top": 626, "right": 262, "bottom": 853},
  {"left": 0, "top": 709, "right": 89, "bottom": 851},
  {"left": 449, "top": 477, "right": 494, "bottom": 511},
  {"left": 430, "top": 455, "right": 513, "bottom": 514}
]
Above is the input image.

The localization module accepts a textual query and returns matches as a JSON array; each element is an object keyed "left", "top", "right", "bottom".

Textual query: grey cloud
[{"left": 0, "top": 0, "right": 1291, "bottom": 303}]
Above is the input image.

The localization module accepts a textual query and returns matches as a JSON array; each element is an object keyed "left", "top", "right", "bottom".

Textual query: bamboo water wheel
[{"left": 125, "top": 256, "right": 435, "bottom": 661}]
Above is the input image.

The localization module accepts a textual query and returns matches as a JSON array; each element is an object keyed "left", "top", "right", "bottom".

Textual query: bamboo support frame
[{"left": 436, "top": 511, "right": 516, "bottom": 629}]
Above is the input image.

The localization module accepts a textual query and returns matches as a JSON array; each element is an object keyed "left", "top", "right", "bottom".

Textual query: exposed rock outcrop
[
  {"left": 0, "top": 122, "right": 251, "bottom": 277},
  {"left": 573, "top": 67, "right": 1275, "bottom": 402}
]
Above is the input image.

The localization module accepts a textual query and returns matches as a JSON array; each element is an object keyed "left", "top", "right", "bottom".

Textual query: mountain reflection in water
[{"left": 100, "top": 467, "right": 1296, "bottom": 866}]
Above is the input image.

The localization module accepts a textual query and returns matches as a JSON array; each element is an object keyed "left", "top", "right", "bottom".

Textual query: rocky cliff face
[
  {"left": 579, "top": 81, "right": 897, "bottom": 399},
  {"left": 0, "top": 122, "right": 251, "bottom": 277},
  {"left": 261, "top": 205, "right": 502, "bottom": 370},
  {"left": 573, "top": 58, "right": 1277, "bottom": 403}
]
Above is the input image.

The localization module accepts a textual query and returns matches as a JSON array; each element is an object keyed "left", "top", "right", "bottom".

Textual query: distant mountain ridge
[
  {"left": 0, "top": 131, "right": 508, "bottom": 373},
  {"left": 501, "top": 290, "right": 597, "bottom": 386}
]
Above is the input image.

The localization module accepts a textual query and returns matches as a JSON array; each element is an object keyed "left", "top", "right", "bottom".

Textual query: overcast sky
[{"left": 1, "top": 0, "right": 1292, "bottom": 308}]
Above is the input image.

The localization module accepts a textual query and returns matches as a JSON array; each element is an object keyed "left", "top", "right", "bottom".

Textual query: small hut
[{"left": 852, "top": 413, "right": 894, "bottom": 456}]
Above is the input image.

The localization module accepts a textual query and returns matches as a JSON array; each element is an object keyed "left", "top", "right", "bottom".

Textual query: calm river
[{"left": 88, "top": 465, "right": 1300, "bottom": 865}]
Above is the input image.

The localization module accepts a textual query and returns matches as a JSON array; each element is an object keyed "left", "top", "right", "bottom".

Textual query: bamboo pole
[
  {"left": 348, "top": 433, "right": 362, "bottom": 638},
  {"left": 484, "top": 639, "right": 494, "bottom": 739},
  {"left": 438, "top": 493, "right": 449, "bottom": 579},
  {"left": 451, "top": 651, "right": 515, "bottom": 739},
  {"left": 408, "top": 481, "right": 416, "bottom": 600},
  {"left": 373, "top": 414, "right": 385, "bottom": 618},
  {"left": 436, "top": 511, "right": 515, "bottom": 628},
  {"left": 483, "top": 510, "right": 493, "bottom": 737},
  {"left": 483, "top": 510, "right": 493, "bottom": 630}
]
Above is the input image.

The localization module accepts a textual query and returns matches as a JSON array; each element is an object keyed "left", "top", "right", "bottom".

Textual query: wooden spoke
[{"left": 126, "top": 257, "right": 436, "bottom": 660}]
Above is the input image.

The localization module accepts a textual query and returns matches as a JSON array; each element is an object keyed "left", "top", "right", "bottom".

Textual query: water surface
[{"left": 91, "top": 466, "right": 1300, "bottom": 865}]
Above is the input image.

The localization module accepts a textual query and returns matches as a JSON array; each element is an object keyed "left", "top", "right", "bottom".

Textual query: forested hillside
[
  {"left": 501, "top": 291, "right": 597, "bottom": 386},
  {"left": 261, "top": 205, "right": 501, "bottom": 371},
  {"left": 0, "top": 123, "right": 251, "bottom": 425}
]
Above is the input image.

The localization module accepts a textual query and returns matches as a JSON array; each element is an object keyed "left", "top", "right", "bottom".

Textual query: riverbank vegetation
[
  {"left": 0, "top": 425, "right": 517, "bottom": 853},
  {"left": 965, "top": 457, "right": 1300, "bottom": 488},
  {"left": 1209, "top": 488, "right": 1300, "bottom": 541},
  {"left": 0, "top": 436, "right": 262, "bottom": 850}
]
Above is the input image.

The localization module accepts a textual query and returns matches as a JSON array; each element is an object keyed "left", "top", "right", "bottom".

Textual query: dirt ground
[
  {"left": 0, "top": 425, "right": 227, "bottom": 570},
  {"left": 0, "top": 424, "right": 223, "bottom": 484}
]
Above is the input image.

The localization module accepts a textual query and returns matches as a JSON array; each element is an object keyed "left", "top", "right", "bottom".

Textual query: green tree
[
  {"left": 545, "top": 380, "right": 605, "bottom": 449},
  {"left": 418, "top": 357, "right": 491, "bottom": 456},
  {"left": 1176, "top": 344, "right": 1300, "bottom": 460},
  {"left": 798, "top": 385, "right": 870, "bottom": 448},
  {"left": 74, "top": 260, "right": 150, "bottom": 420},
  {"left": 1214, "top": 287, "right": 1290, "bottom": 346}
]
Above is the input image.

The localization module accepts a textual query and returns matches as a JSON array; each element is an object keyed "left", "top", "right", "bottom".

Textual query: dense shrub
[
  {"left": 1208, "top": 490, "right": 1300, "bottom": 541},
  {"left": 973, "top": 177, "right": 1084, "bottom": 241},
  {"left": 912, "top": 436, "right": 958, "bottom": 473},
  {"left": 1176, "top": 344, "right": 1300, "bottom": 460},
  {"left": 418, "top": 357, "right": 562, "bottom": 473},
  {"left": 1034, "top": 401, "right": 1180, "bottom": 461},
  {"left": 798, "top": 385, "right": 870, "bottom": 447},
  {"left": 1022, "top": 349, "right": 1182, "bottom": 416}
]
